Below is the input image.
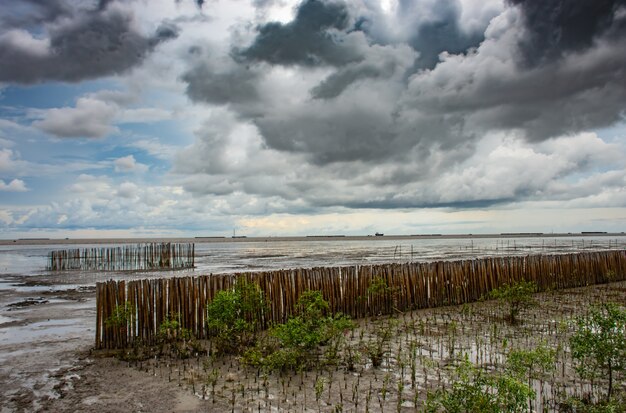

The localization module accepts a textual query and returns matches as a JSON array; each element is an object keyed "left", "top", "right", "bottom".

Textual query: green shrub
[
  {"left": 105, "top": 301, "right": 135, "bottom": 329},
  {"left": 364, "top": 318, "right": 397, "bottom": 368},
  {"left": 506, "top": 341, "right": 556, "bottom": 384},
  {"left": 570, "top": 302, "right": 626, "bottom": 400},
  {"left": 205, "top": 279, "right": 266, "bottom": 354},
  {"left": 559, "top": 393, "right": 626, "bottom": 413},
  {"left": 487, "top": 280, "right": 537, "bottom": 325},
  {"left": 365, "top": 276, "right": 399, "bottom": 314},
  {"left": 242, "top": 290, "right": 353, "bottom": 371},
  {"left": 425, "top": 358, "right": 534, "bottom": 413},
  {"left": 157, "top": 313, "right": 202, "bottom": 359}
]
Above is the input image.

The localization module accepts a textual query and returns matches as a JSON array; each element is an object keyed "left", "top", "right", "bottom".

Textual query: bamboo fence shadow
[{"left": 95, "top": 250, "right": 626, "bottom": 349}]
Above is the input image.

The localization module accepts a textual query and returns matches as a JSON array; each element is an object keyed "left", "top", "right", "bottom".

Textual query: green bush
[
  {"left": 570, "top": 302, "right": 626, "bottom": 400},
  {"left": 242, "top": 290, "right": 353, "bottom": 371},
  {"left": 105, "top": 301, "right": 135, "bottom": 329},
  {"left": 157, "top": 313, "right": 202, "bottom": 359},
  {"left": 559, "top": 394, "right": 626, "bottom": 413},
  {"left": 425, "top": 358, "right": 534, "bottom": 413},
  {"left": 363, "top": 318, "right": 397, "bottom": 368},
  {"left": 507, "top": 341, "right": 556, "bottom": 383},
  {"left": 205, "top": 279, "right": 266, "bottom": 354},
  {"left": 487, "top": 280, "right": 537, "bottom": 325}
]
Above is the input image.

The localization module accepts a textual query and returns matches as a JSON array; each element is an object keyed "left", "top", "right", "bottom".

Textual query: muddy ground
[{"left": 6, "top": 281, "right": 620, "bottom": 413}]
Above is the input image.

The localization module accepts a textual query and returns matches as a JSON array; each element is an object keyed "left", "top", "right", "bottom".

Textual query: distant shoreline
[{"left": 1, "top": 232, "right": 625, "bottom": 246}]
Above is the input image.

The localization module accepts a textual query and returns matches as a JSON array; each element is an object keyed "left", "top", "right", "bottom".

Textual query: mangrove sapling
[
  {"left": 343, "top": 340, "right": 361, "bottom": 371},
  {"left": 243, "top": 291, "right": 353, "bottom": 372},
  {"left": 205, "top": 368, "right": 219, "bottom": 403},
  {"left": 397, "top": 375, "right": 405, "bottom": 412},
  {"left": 409, "top": 340, "right": 418, "bottom": 389},
  {"left": 506, "top": 341, "right": 556, "bottom": 411},
  {"left": 366, "top": 275, "right": 400, "bottom": 315},
  {"left": 570, "top": 302, "right": 626, "bottom": 400},
  {"left": 315, "top": 376, "right": 325, "bottom": 411},
  {"left": 205, "top": 279, "right": 266, "bottom": 355},
  {"left": 486, "top": 280, "right": 537, "bottom": 325},
  {"left": 105, "top": 301, "right": 136, "bottom": 351},
  {"left": 157, "top": 314, "right": 199, "bottom": 359},
  {"left": 424, "top": 357, "right": 534, "bottom": 413},
  {"left": 365, "top": 318, "right": 397, "bottom": 368}
]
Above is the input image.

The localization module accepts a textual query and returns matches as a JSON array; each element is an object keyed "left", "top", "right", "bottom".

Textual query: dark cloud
[
  {"left": 310, "top": 64, "right": 384, "bottom": 99},
  {"left": 178, "top": 0, "right": 626, "bottom": 212},
  {"left": 310, "top": 44, "right": 413, "bottom": 99},
  {"left": 0, "top": 2, "right": 178, "bottom": 84},
  {"left": 405, "top": 32, "right": 626, "bottom": 142},
  {"left": 182, "top": 61, "right": 260, "bottom": 105},
  {"left": 511, "top": 0, "right": 626, "bottom": 66},
  {"left": 238, "top": 0, "right": 362, "bottom": 66},
  {"left": 344, "top": 198, "right": 512, "bottom": 210},
  {"left": 398, "top": 0, "right": 486, "bottom": 69}
]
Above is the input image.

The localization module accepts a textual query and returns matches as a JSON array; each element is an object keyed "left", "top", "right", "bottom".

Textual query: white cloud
[
  {"left": 33, "top": 97, "right": 118, "bottom": 138},
  {"left": 0, "top": 29, "right": 50, "bottom": 57},
  {"left": 117, "top": 181, "right": 138, "bottom": 199},
  {"left": 0, "top": 178, "right": 27, "bottom": 192},
  {"left": 114, "top": 155, "right": 147, "bottom": 173}
]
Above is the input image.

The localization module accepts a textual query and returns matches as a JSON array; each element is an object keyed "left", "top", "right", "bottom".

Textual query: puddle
[
  {"left": 0, "top": 314, "right": 14, "bottom": 324},
  {"left": 0, "top": 318, "right": 87, "bottom": 348}
]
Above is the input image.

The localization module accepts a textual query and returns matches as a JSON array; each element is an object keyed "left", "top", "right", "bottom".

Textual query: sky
[{"left": 0, "top": 0, "right": 625, "bottom": 238}]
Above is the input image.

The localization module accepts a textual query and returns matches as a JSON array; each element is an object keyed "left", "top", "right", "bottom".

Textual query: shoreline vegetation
[
  {"left": 95, "top": 251, "right": 625, "bottom": 350},
  {"left": 82, "top": 251, "right": 625, "bottom": 412},
  {"left": 2, "top": 231, "right": 624, "bottom": 246},
  {"left": 45, "top": 280, "right": 625, "bottom": 412}
]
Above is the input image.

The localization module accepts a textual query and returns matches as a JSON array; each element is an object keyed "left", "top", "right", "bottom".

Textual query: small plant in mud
[
  {"left": 242, "top": 290, "right": 353, "bottom": 371},
  {"left": 343, "top": 340, "right": 362, "bottom": 371},
  {"left": 558, "top": 393, "right": 626, "bottom": 413},
  {"left": 205, "top": 279, "right": 267, "bottom": 355},
  {"left": 507, "top": 341, "right": 556, "bottom": 410},
  {"left": 315, "top": 376, "right": 325, "bottom": 410},
  {"left": 105, "top": 301, "right": 135, "bottom": 329},
  {"left": 363, "top": 318, "right": 397, "bottom": 367},
  {"left": 570, "top": 302, "right": 626, "bottom": 400},
  {"left": 105, "top": 301, "right": 136, "bottom": 352},
  {"left": 158, "top": 313, "right": 202, "bottom": 359},
  {"left": 487, "top": 280, "right": 537, "bottom": 325},
  {"left": 425, "top": 357, "right": 534, "bottom": 413},
  {"left": 364, "top": 275, "right": 399, "bottom": 315},
  {"left": 605, "top": 269, "right": 617, "bottom": 283}
]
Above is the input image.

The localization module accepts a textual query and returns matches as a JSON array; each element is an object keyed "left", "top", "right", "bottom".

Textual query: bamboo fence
[
  {"left": 95, "top": 250, "right": 626, "bottom": 349},
  {"left": 48, "top": 242, "right": 194, "bottom": 271}
]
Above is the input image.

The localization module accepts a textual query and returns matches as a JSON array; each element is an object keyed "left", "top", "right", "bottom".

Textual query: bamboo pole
[{"left": 95, "top": 250, "right": 626, "bottom": 349}]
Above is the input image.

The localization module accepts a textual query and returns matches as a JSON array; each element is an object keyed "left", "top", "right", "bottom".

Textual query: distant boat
[{"left": 375, "top": 232, "right": 384, "bottom": 236}]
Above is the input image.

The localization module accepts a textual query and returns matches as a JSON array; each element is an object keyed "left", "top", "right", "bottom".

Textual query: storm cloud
[
  {"left": 176, "top": 0, "right": 626, "bottom": 210},
  {"left": 238, "top": 0, "right": 362, "bottom": 67},
  {"left": 2, "top": 0, "right": 624, "bottom": 237},
  {"left": 0, "top": 0, "right": 178, "bottom": 84},
  {"left": 511, "top": 0, "right": 626, "bottom": 66}
]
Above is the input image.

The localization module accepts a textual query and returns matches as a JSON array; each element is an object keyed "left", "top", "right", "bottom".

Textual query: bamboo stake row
[
  {"left": 95, "top": 250, "right": 626, "bottom": 349},
  {"left": 48, "top": 242, "right": 194, "bottom": 271}
]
